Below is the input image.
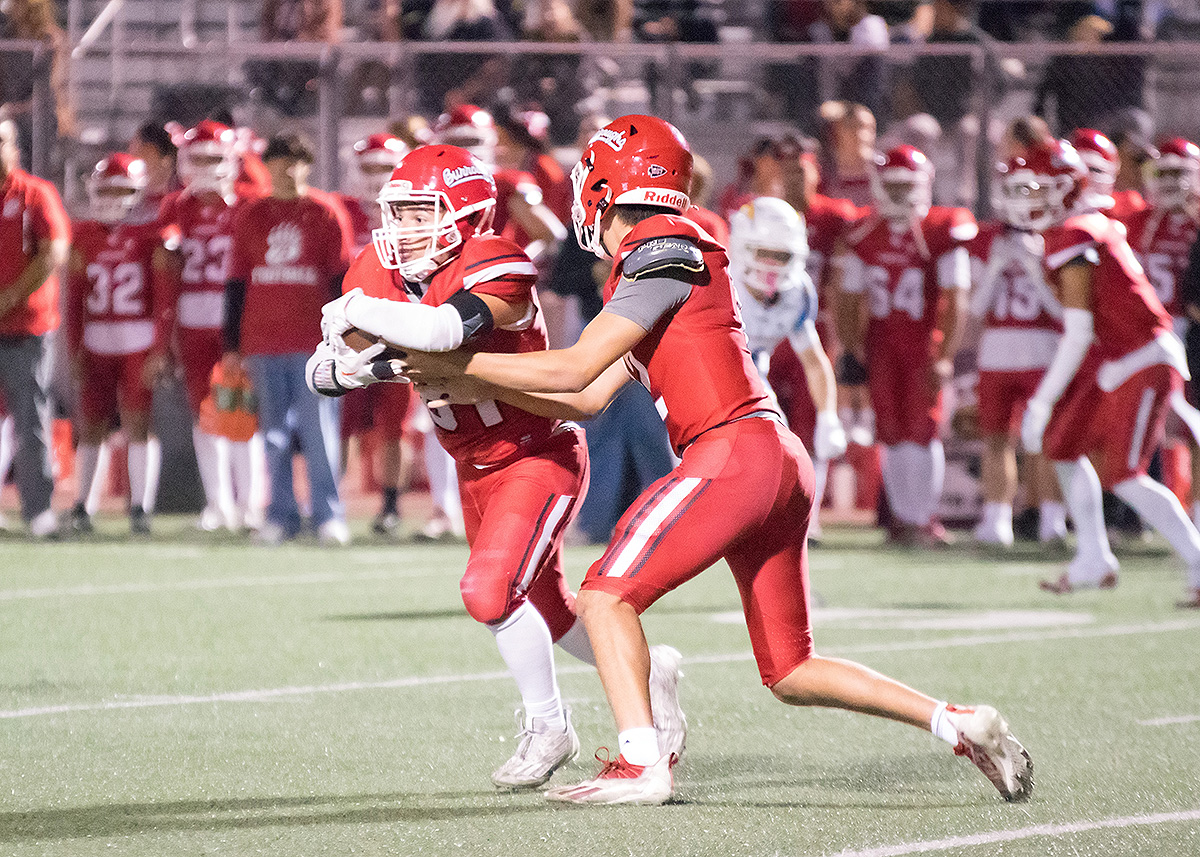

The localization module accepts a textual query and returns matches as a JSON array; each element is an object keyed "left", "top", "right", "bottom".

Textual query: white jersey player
[{"left": 729, "top": 196, "right": 847, "bottom": 536}]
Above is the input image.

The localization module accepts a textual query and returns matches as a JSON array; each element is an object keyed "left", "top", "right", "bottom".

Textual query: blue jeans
[
  {"left": 575, "top": 382, "right": 674, "bottom": 543},
  {"left": 245, "top": 353, "right": 343, "bottom": 534}
]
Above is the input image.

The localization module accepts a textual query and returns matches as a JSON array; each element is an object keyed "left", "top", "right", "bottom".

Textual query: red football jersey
[
  {"left": 525, "top": 152, "right": 572, "bottom": 225},
  {"left": 0, "top": 168, "right": 70, "bottom": 336},
  {"left": 345, "top": 234, "right": 555, "bottom": 469},
  {"left": 1122, "top": 206, "right": 1199, "bottom": 318},
  {"left": 67, "top": 218, "right": 173, "bottom": 356},
  {"left": 159, "top": 189, "right": 242, "bottom": 331},
  {"left": 229, "top": 194, "right": 351, "bottom": 356},
  {"left": 845, "top": 206, "right": 977, "bottom": 349},
  {"left": 685, "top": 204, "right": 729, "bottom": 246},
  {"left": 969, "top": 222, "right": 1062, "bottom": 332},
  {"left": 492, "top": 168, "right": 543, "bottom": 250},
  {"left": 602, "top": 214, "right": 774, "bottom": 455},
  {"left": 1110, "top": 188, "right": 1146, "bottom": 224},
  {"left": 1042, "top": 212, "right": 1172, "bottom": 360}
]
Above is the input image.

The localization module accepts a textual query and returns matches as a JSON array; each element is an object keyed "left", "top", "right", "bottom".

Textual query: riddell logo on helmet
[
  {"left": 643, "top": 189, "right": 687, "bottom": 209},
  {"left": 442, "top": 165, "right": 485, "bottom": 187},
  {"left": 592, "top": 129, "right": 626, "bottom": 152}
]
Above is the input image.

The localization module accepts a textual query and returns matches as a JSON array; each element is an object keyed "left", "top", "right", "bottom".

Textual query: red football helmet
[
  {"left": 1069, "top": 128, "right": 1117, "bottom": 209},
  {"left": 570, "top": 114, "right": 692, "bottom": 258},
  {"left": 353, "top": 133, "right": 409, "bottom": 201},
  {"left": 433, "top": 105, "right": 498, "bottom": 165},
  {"left": 1146, "top": 137, "right": 1200, "bottom": 211},
  {"left": 88, "top": 152, "right": 148, "bottom": 223},
  {"left": 996, "top": 139, "right": 1089, "bottom": 232},
  {"left": 870, "top": 145, "right": 933, "bottom": 221},
  {"left": 372, "top": 145, "right": 497, "bottom": 281},
  {"left": 179, "top": 119, "right": 238, "bottom": 194}
]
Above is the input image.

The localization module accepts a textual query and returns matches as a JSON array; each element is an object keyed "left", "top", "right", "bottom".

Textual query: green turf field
[{"left": 1, "top": 521, "right": 1198, "bottom": 856}]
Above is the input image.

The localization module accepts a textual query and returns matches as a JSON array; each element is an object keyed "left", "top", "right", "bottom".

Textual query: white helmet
[
  {"left": 178, "top": 119, "right": 238, "bottom": 195},
  {"left": 728, "top": 196, "right": 809, "bottom": 302},
  {"left": 353, "top": 133, "right": 409, "bottom": 203}
]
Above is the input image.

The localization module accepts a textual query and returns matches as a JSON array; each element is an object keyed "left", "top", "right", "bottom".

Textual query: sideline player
[
  {"left": 160, "top": 119, "right": 264, "bottom": 531},
  {"left": 728, "top": 196, "right": 847, "bottom": 537},
  {"left": 1007, "top": 139, "right": 1200, "bottom": 606},
  {"left": 838, "top": 146, "right": 977, "bottom": 545},
  {"left": 66, "top": 154, "right": 177, "bottom": 534},
  {"left": 402, "top": 116, "right": 1033, "bottom": 805},
  {"left": 307, "top": 144, "right": 685, "bottom": 788}
]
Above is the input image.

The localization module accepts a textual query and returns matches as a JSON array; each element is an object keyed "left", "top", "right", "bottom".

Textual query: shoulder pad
[{"left": 622, "top": 237, "right": 705, "bottom": 281}]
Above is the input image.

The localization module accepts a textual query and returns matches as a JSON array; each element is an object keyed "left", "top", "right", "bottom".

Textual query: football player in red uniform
[
  {"left": 1070, "top": 128, "right": 1145, "bottom": 223},
  {"left": 838, "top": 145, "right": 977, "bottom": 545},
  {"left": 336, "top": 132, "right": 416, "bottom": 536},
  {"left": 403, "top": 116, "right": 1033, "bottom": 805},
  {"left": 1125, "top": 138, "right": 1200, "bottom": 526},
  {"left": 160, "top": 119, "right": 263, "bottom": 532},
  {"left": 967, "top": 178, "right": 1067, "bottom": 547},
  {"left": 1008, "top": 140, "right": 1200, "bottom": 606},
  {"left": 66, "top": 154, "right": 178, "bottom": 534},
  {"left": 308, "top": 144, "right": 685, "bottom": 789}
]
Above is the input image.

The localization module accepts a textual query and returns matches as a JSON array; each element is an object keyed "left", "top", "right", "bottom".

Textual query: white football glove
[
  {"left": 1021, "top": 398, "right": 1052, "bottom": 454},
  {"left": 306, "top": 338, "right": 406, "bottom": 397},
  {"left": 813, "top": 411, "right": 848, "bottom": 461},
  {"left": 320, "top": 288, "right": 363, "bottom": 347}
]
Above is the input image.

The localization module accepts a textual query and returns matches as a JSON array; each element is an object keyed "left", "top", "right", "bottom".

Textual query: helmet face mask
[
  {"left": 1069, "top": 129, "right": 1117, "bottom": 210},
  {"left": 371, "top": 146, "right": 496, "bottom": 281},
  {"left": 433, "top": 106, "right": 498, "bottom": 167},
  {"left": 997, "top": 140, "right": 1088, "bottom": 232},
  {"left": 871, "top": 146, "right": 933, "bottom": 221},
  {"left": 1147, "top": 139, "right": 1200, "bottom": 212},
  {"left": 88, "top": 154, "right": 148, "bottom": 224},
  {"left": 571, "top": 115, "right": 693, "bottom": 259},
  {"left": 179, "top": 120, "right": 237, "bottom": 195},
  {"left": 354, "top": 134, "right": 408, "bottom": 202}
]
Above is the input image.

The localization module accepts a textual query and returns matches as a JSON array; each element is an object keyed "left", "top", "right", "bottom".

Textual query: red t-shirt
[
  {"left": 1122, "top": 206, "right": 1199, "bottom": 318},
  {"left": 229, "top": 194, "right": 351, "bottom": 355},
  {"left": 1042, "top": 212, "right": 1172, "bottom": 360},
  {"left": 346, "top": 234, "right": 554, "bottom": 469},
  {"left": 844, "top": 206, "right": 977, "bottom": 351},
  {"left": 0, "top": 168, "right": 70, "bottom": 336},
  {"left": 67, "top": 218, "right": 174, "bottom": 356},
  {"left": 603, "top": 214, "right": 774, "bottom": 454}
]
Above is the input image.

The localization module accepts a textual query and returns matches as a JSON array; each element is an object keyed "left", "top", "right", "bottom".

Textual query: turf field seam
[
  {"left": 822, "top": 807, "right": 1200, "bottom": 856},
  {"left": 1137, "top": 714, "right": 1200, "bottom": 726},
  {"left": 2, "top": 616, "right": 1198, "bottom": 720}
]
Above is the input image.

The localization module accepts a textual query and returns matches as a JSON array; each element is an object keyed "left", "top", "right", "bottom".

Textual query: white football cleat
[
  {"left": 545, "top": 751, "right": 675, "bottom": 805},
  {"left": 317, "top": 518, "right": 351, "bottom": 546},
  {"left": 649, "top": 645, "right": 687, "bottom": 761},
  {"left": 28, "top": 508, "right": 59, "bottom": 539},
  {"left": 946, "top": 704, "right": 1033, "bottom": 801},
  {"left": 492, "top": 712, "right": 580, "bottom": 789}
]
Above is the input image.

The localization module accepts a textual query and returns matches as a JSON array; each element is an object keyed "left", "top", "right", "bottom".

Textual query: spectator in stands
[
  {"left": 1109, "top": 106, "right": 1155, "bottom": 201},
  {"left": 344, "top": 1, "right": 402, "bottom": 114},
  {"left": 251, "top": 0, "right": 343, "bottom": 117},
  {"left": 222, "top": 132, "right": 352, "bottom": 545},
  {"left": 416, "top": 0, "right": 514, "bottom": 115},
  {"left": 576, "top": 0, "right": 634, "bottom": 41},
  {"left": 0, "top": 112, "right": 69, "bottom": 538},
  {"left": 128, "top": 122, "right": 180, "bottom": 215},
  {"left": 632, "top": 0, "right": 721, "bottom": 108},
  {"left": 0, "top": 0, "right": 75, "bottom": 171},
  {"left": 808, "top": 0, "right": 890, "bottom": 123},
  {"left": 512, "top": 0, "right": 597, "bottom": 147}
]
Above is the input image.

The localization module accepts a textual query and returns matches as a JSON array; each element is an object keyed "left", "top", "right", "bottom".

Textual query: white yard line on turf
[
  {"left": 2, "top": 616, "right": 1198, "bottom": 720},
  {"left": 0, "top": 568, "right": 438, "bottom": 601},
  {"left": 822, "top": 808, "right": 1200, "bottom": 857},
  {"left": 1138, "top": 714, "right": 1200, "bottom": 726}
]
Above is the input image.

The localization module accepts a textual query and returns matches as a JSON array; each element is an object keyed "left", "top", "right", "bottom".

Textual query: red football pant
[
  {"left": 867, "top": 343, "right": 942, "bottom": 446},
  {"left": 1044, "top": 361, "right": 1181, "bottom": 489},
  {"left": 78, "top": 349, "right": 153, "bottom": 426},
  {"left": 977, "top": 368, "right": 1045, "bottom": 439},
  {"left": 583, "top": 417, "right": 815, "bottom": 687},
  {"left": 457, "top": 425, "right": 588, "bottom": 637},
  {"left": 178, "top": 327, "right": 224, "bottom": 415}
]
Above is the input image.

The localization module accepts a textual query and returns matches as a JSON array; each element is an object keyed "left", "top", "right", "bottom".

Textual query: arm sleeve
[
  {"left": 601, "top": 273, "right": 692, "bottom": 331},
  {"left": 937, "top": 246, "right": 971, "bottom": 290},
  {"left": 1030, "top": 307, "right": 1095, "bottom": 407},
  {"left": 838, "top": 253, "right": 866, "bottom": 294}
]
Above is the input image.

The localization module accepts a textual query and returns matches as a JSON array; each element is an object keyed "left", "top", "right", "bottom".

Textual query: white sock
[
  {"left": 881, "top": 445, "right": 911, "bottom": 524},
  {"left": 142, "top": 437, "right": 161, "bottom": 513},
  {"left": 1055, "top": 458, "right": 1116, "bottom": 569},
  {"left": 554, "top": 618, "right": 597, "bottom": 666},
  {"left": 193, "top": 426, "right": 233, "bottom": 518},
  {"left": 489, "top": 601, "right": 565, "bottom": 731},
  {"left": 929, "top": 701, "right": 958, "bottom": 745},
  {"left": 229, "top": 439, "right": 260, "bottom": 526},
  {"left": 424, "top": 433, "right": 463, "bottom": 530},
  {"left": 0, "top": 415, "right": 14, "bottom": 484},
  {"left": 618, "top": 726, "right": 660, "bottom": 765},
  {"left": 925, "top": 440, "right": 945, "bottom": 526},
  {"left": 1039, "top": 501, "right": 1067, "bottom": 541},
  {"left": 1114, "top": 475, "right": 1200, "bottom": 571},
  {"left": 979, "top": 501, "right": 1014, "bottom": 545},
  {"left": 75, "top": 443, "right": 101, "bottom": 506},
  {"left": 86, "top": 440, "right": 112, "bottom": 515},
  {"left": 812, "top": 457, "right": 830, "bottom": 532},
  {"left": 127, "top": 441, "right": 149, "bottom": 511}
]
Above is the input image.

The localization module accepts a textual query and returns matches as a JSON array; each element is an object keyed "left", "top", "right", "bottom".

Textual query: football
[{"left": 342, "top": 327, "right": 407, "bottom": 360}]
